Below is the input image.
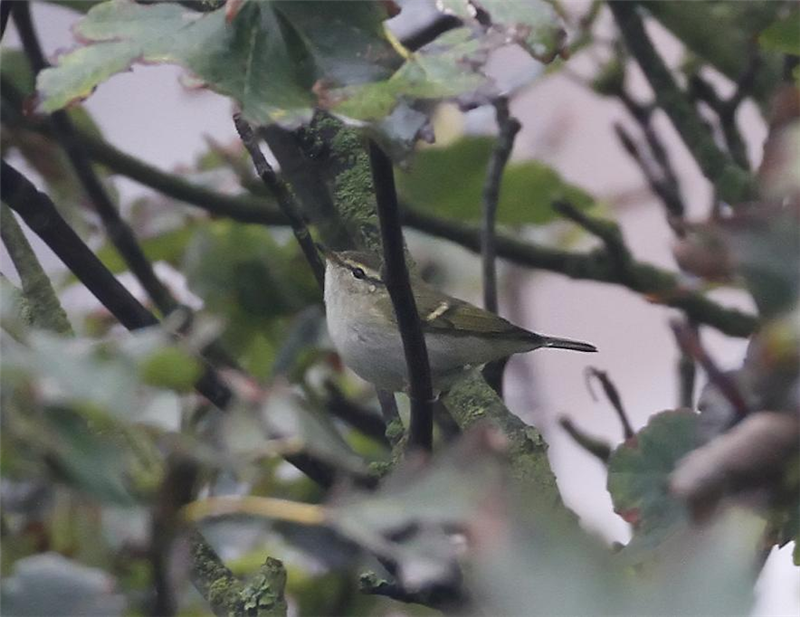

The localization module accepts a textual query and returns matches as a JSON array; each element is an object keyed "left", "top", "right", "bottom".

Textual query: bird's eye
[{"left": 352, "top": 267, "right": 366, "bottom": 280}]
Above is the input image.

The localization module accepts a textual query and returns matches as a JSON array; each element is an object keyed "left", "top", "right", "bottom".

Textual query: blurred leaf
[
  {"left": 1, "top": 552, "right": 125, "bottom": 616},
  {"left": 183, "top": 221, "right": 318, "bottom": 376},
  {"left": 138, "top": 346, "right": 203, "bottom": 392},
  {"left": 92, "top": 223, "right": 198, "bottom": 277},
  {"left": 397, "top": 136, "right": 593, "bottom": 224},
  {"left": 759, "top": 9, "right": 800, "bottom": 55},
  {"left": 42, "top": 408, "right": 136, "bottom": 505},
  {"left": 262, "top": 390, "right": 370, "bottom": 476},
  {"left": 330, "top": 28, "right": 488, "bottom": 120},
  {"left": 469, "top": 501, "right": 762, "bottom": 616},
  {"left": 37, "top": 0, "right": 399, "bottom": 126},
  {"left": 607, "top": 410, "right": 700, "bottom": 552},
  {"left": 714, "top": 205, "right": 800, "bottom": 318},
  {"left": 438, "top": 0, "right": 565, "bottom": 61}
]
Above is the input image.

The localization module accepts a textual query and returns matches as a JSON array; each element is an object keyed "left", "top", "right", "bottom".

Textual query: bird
[{"left": 322, "top": 249, "right": 597, "bottom": 393}]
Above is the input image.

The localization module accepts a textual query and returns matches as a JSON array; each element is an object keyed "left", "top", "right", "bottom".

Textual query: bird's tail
[{"left": 540, "top": 335, "right": 597, "bottom": 353}]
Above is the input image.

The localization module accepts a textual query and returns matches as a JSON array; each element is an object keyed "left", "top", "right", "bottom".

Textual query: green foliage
[
  {"left": 37, "top": 0, "right": 399, "bottom": 126},
  {"left": 759, "top": 9, "right": 800, "bottom": 55},
  {"left": 607, "top": 410, "right": 700, "bottom": 551},
  {"left": 397, "top": 136, "right": 593, "bottom": 224}
]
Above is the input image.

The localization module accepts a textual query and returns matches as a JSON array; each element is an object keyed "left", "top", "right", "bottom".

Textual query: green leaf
[
  {"left": 330, "top": 28, "right": 488, "bottom": 120},
  {"left": 607, "top": 410, "right": 700, "bottom": 551},
  {"left": 397, "top": 136, "right": 593, "bottom": 224},
  {"left": 759, "top": 9, "right": 800, "bottom": 55},
  {"left": 439, "top": 0, "right": 565, "bottom": 61},
  {"left": 138, "top": 346, "right": 203, "bottom": 392},
  {"left": 37, "top": 0, "right": 398, "bottom": 126}
]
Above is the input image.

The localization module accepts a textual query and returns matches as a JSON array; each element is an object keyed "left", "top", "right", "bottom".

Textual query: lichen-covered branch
[
  {"left": 443, "top": 373, "right": 562, "bottom": 508},
  {"left": 609, "top": 1, "right": 758, "bottom": 205},
  {"left": 189, "top": 530, "right": 287, "bottom": 617},
  {"left": 0, "top": 204, "right": 72, "bottom": 335}
]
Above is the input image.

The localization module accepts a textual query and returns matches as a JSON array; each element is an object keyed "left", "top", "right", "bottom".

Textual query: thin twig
[
  {"left": 613, "top": 122, "right": 685, "bottom": 230},
  {"left": 368, "top": 141, "right": 435, "bottom": 454},
  {"left": 481, "top": 98, "right": 521, "bottom": 314},
  {"left": 558, "top": 417, "right": 611, "bottom": 463},
  {"left": 609, "top": 1, "right": 757, "bottom": 205},
  {"left": 687, "top": 73, "right": 752, "bottom": 171},
  {"left": 670, "top": 320, "right": 749, "bottom": 419},
  {"left": 0, "top": 204, "right": 73, "bottom": 334},
  {"left": 233, "top": 114, "right": 325, "bottom": 288},
  {"left": 585, "top": 367, "right": 634, "bottom": 440},
  {"left": 399, "top": 13, "right": 462, "bottom": 52},
  {"left": 553, "top": 200, "right": 633, "bottom": 283},
  {"left": 12, "top": 3, "right": 178, "bottom": 316},
  {"left": 482, "top": 97, "right": 521, "bottom": 394}
]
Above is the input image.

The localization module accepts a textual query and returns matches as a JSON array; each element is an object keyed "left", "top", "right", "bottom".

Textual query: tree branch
[
  {"left": 368, "top": 141, "right": 434, "bottom": 453},
  {"left": 233, "top": 114, "right": 325, "bottom": 288},
  {"left": 402, "top": 207, "right": 756, "bottom": 338},
  {"left": 13, "top": 3, "right": 177, "bottom": 316},
  {"left": 585, "top": 367, "right": 634, "bottom": 440},
  {"left": 481, "top": 98, "right": 521, "bottom": 395},
  {"left": 558, "top": 417, "right": 611, "bottom": 463},
  {"left": 0, "top": 204, "right": 72, "bottom": 334},
  {"left": 0, "top": 161, "right": 338, "bottom": 488},
  {"left": 670, "top": 320, "right": 749, "bottom": 419},
  {"left": 189, "top": 530, "right": 287, "bottom": 617},
  {"left": 609, "top": 1, "right": 758, "bottom": 205}
]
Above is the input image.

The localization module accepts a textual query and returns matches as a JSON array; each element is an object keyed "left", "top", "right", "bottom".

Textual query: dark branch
[
  {"left": 324, "top": 382, "right": 390, "bottom": 448},
  {"left": 12, "top": 3, "right": 178, "bottom": 316},
  {"left": 368, "top": 141, "right": 434, "bottom": 453},
  {"left": 399, "top": 13, "right": 462, "bottom": 52},
  {"left": 0, "top": 161, "right": 337, "bottom": 488},
  {"left": 585, "top": 367, "right": 634, "bottom": 440},
  {"left": 233, "top": 114, "right": 325, "bottom": 288},
  {"left": 401, "top": 208, "right": 756, "bottom": 338},
  {"left": 670, "top": 320, "right": 749, "bottom": 419},
  {"left": 482, "top": 98, "right": 520, "bottom": 314},
  {"left": 0, "top": 1, "right": 12, "bottom": 40},
  {"left": 553, "top": 200, "right": 633, "bottom": 283},
  {"left": 609, "top": 1, "right": 757, "bottom": 205},
  {"left": 687, "top": 73, "right": 751, "bottom": 171},
  {"left": 558, "top": 417, "right": 611, "bottom": 463},
  {"left": 482, "top": 97, "right": 521, "bottom": 394},
  {"left": 613, "top": 122, "right": 685, "bottom": 230}
]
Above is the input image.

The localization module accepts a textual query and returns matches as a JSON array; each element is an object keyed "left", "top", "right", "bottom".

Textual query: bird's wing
[{"left": 377, "top": 282, "right": 534, "bottom": 340}]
